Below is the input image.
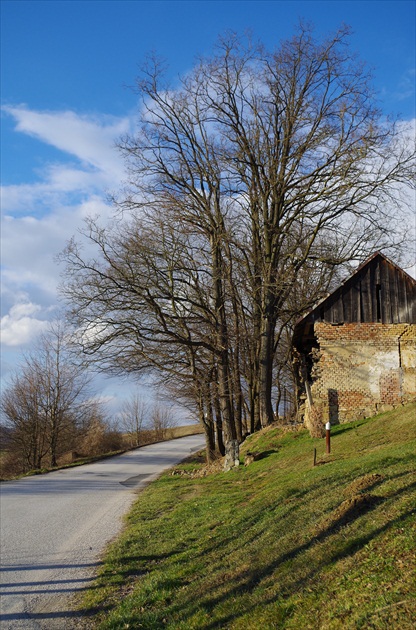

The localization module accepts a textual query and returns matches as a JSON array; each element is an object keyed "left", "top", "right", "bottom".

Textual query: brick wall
[{"left": 304, "top": 323, "right": 416, "bottom": 426}]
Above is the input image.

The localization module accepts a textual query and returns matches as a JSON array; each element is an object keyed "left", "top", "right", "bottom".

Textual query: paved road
[{"left": 0, "top": 434, "right": 205, "bottom": 629}]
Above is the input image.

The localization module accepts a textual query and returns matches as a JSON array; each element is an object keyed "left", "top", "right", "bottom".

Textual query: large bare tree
[{"left": 60, "top": 26, "right": 415, "bottom": 463}]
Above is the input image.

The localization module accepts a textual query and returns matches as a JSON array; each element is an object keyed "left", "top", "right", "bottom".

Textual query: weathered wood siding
[{"left": 316, "top": 255, "right": 415, "bottom": 325}]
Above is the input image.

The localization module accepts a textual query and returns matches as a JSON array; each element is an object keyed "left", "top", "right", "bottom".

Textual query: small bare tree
[
  {"left": 150, "top": 404, "right": 176, "bottom": 441},
  {"left": 1, "top": 370, "right": 49, "bottom": 471},
  {"left": 118, "top": 392, "right": 149, "bottom": 447}
]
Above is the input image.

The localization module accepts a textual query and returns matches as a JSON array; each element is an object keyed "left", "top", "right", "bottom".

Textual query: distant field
[
  {"left": 165, "top": 424, "right": 203, "bottom": 439},
  {"left": 77, "top": 403, "right": 416, "bottom": 629}
]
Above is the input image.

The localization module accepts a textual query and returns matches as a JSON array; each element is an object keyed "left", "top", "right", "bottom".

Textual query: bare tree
[
  {"left": 2, "top": 369, "right": 49, "bottom": 471},
  {"left": 60, "top": 26, "right": 415, "bottom": 463},
  {"left": 1, "top": 322, "right": 97, "bottom": 471},
  {"left": 118, "top": 25, "right": 414, "bottom": 431},
  {"left": 197, "top": 28, "right": 414, "bottom": 427},
  {"left": 60, "top": 212, "right": 232, "bottom": 460},
  {"left": 118, "top": 391, "right": 149, "bottom": 447},
  {"left": 150, "top": 403, "right": 176, "bottom": 441}
]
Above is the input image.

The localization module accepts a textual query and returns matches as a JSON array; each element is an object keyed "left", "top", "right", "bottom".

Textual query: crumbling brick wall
[{"left": 305, "top": 323, "right": 416, "bottom": 425}]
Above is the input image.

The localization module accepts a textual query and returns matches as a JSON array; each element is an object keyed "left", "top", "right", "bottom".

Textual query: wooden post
[{"left": 325, "top": 422, "right": 331, "bottom": 454}]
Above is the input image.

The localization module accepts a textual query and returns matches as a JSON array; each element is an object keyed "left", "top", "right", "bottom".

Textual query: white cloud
[
  {"left": 1, "top": 106, "right": 132, "bottom": 366},
  {"left": 0, "top": 299, "right": 49, "bottom": 346},
  {"left": 2, "top": 106, "right": 130, "bottom": 181},
  {"left": 1, "top": 196, "right": 114, "bottom": 300},
  {"left": 1, "top": 107, "right": 132, "bottom": 219},
  {"left": 394, "top": 68, "right": 416, "bottom": 102}
]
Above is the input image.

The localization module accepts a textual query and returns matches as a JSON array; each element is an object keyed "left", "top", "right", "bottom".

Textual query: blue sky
[{"left": 1, "top": 0, "right": 415, "bottom": 416}]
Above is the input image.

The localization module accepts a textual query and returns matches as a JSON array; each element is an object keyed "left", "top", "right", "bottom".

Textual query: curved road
[{"left": 0, "top": 434, "right": 205, "bottom": 629}]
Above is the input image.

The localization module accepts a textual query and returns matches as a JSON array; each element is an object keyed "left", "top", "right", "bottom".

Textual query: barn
[{"left": 292, "top": 252, "right": 416, "bottom": 427}]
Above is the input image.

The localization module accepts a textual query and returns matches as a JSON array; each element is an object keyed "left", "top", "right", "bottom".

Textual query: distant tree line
[
  {"left": 0, "top": 323, "right": 177, "bottom": 479},
  {"left": 0, "top": 323, "right": 116, "bottom": 477}
]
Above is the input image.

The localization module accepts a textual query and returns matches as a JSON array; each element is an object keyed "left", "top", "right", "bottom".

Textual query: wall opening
[
  {"left": 328, "top": 388, "right": 339, "bottom": 424},
  {"left": 376, "top": 284, "right": 382, "bottom": 322}
]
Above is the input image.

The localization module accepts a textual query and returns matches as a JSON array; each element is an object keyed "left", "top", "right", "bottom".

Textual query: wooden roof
[{"left": 293, "top": 252, "right": 416, "bottom": 350}]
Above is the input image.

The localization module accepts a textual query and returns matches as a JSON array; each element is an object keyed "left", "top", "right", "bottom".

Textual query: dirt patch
[
  {"left": 316, "top": 493, "right": 380, "bottom": 536},
  {"left": 344, "top": 473, "right": 384, "bottom": 496},
  {"left": 171, "top": 458, "right": 224, "bottom": 478}
]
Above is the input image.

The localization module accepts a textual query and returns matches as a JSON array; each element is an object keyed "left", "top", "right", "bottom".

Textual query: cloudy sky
[{"left": 1, "top": 0, "right": 415, "bottom": 415}]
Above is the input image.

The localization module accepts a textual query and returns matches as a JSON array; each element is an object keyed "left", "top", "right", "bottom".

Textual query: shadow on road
[{"left": 0, "top": 561, "right": 101, "bottom": 628}]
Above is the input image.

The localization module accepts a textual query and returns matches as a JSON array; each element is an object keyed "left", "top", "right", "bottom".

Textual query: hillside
[{"left": 79, "top": 404, "right": 416, "bottom": 629}]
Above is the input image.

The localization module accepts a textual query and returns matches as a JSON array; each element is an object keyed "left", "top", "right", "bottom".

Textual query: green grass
[{"left": 78, "top": 404, "right": 416, "bottom": 629}]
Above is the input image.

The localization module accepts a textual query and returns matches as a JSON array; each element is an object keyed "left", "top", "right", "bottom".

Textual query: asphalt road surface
[{"left": 0, "top": 434, "right": 205, "bottom": 629}]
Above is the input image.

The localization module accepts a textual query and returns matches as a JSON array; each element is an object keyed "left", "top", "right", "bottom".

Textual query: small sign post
[{"left": 325, "top": 422, "right": 331, "bottom": 454}]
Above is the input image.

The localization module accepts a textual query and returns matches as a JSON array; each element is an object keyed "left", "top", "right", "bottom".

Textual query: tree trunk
[
  {"left": 200, "top": 397, "right": 215, "bottom": 463},
  {"left": 258, "top": 315, "right": 276, "bottom": 428},
  {"left": 211, "top": 226, "right": 239, "bottom": 467},
  {"left": 213, "top": 393, "right": 225, "bottom": 456},
  {"left": 50, "top": 417, "right": 58, "bottom": 467}
]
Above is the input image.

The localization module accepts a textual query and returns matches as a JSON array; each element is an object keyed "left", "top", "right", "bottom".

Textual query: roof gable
[{"left": 293, "top": 252, "right": 416, "bottom": 349}]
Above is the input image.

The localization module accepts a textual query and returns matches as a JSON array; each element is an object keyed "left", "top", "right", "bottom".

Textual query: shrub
[{"left": 80, "top": 418, "right": 123, "bottom": 456}]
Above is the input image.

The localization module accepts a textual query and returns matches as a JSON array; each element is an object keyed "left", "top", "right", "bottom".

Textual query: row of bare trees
[
  {"left": 59, "top": 26, "right": 414, "bottom": 465},
  {"left": 118, "top": 393, "right": 176, "bottom": 447}
]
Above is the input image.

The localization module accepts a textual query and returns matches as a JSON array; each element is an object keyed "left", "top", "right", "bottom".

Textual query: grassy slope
[{"left": 80, "top": 404, "right": 416, "bottom": 629}]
